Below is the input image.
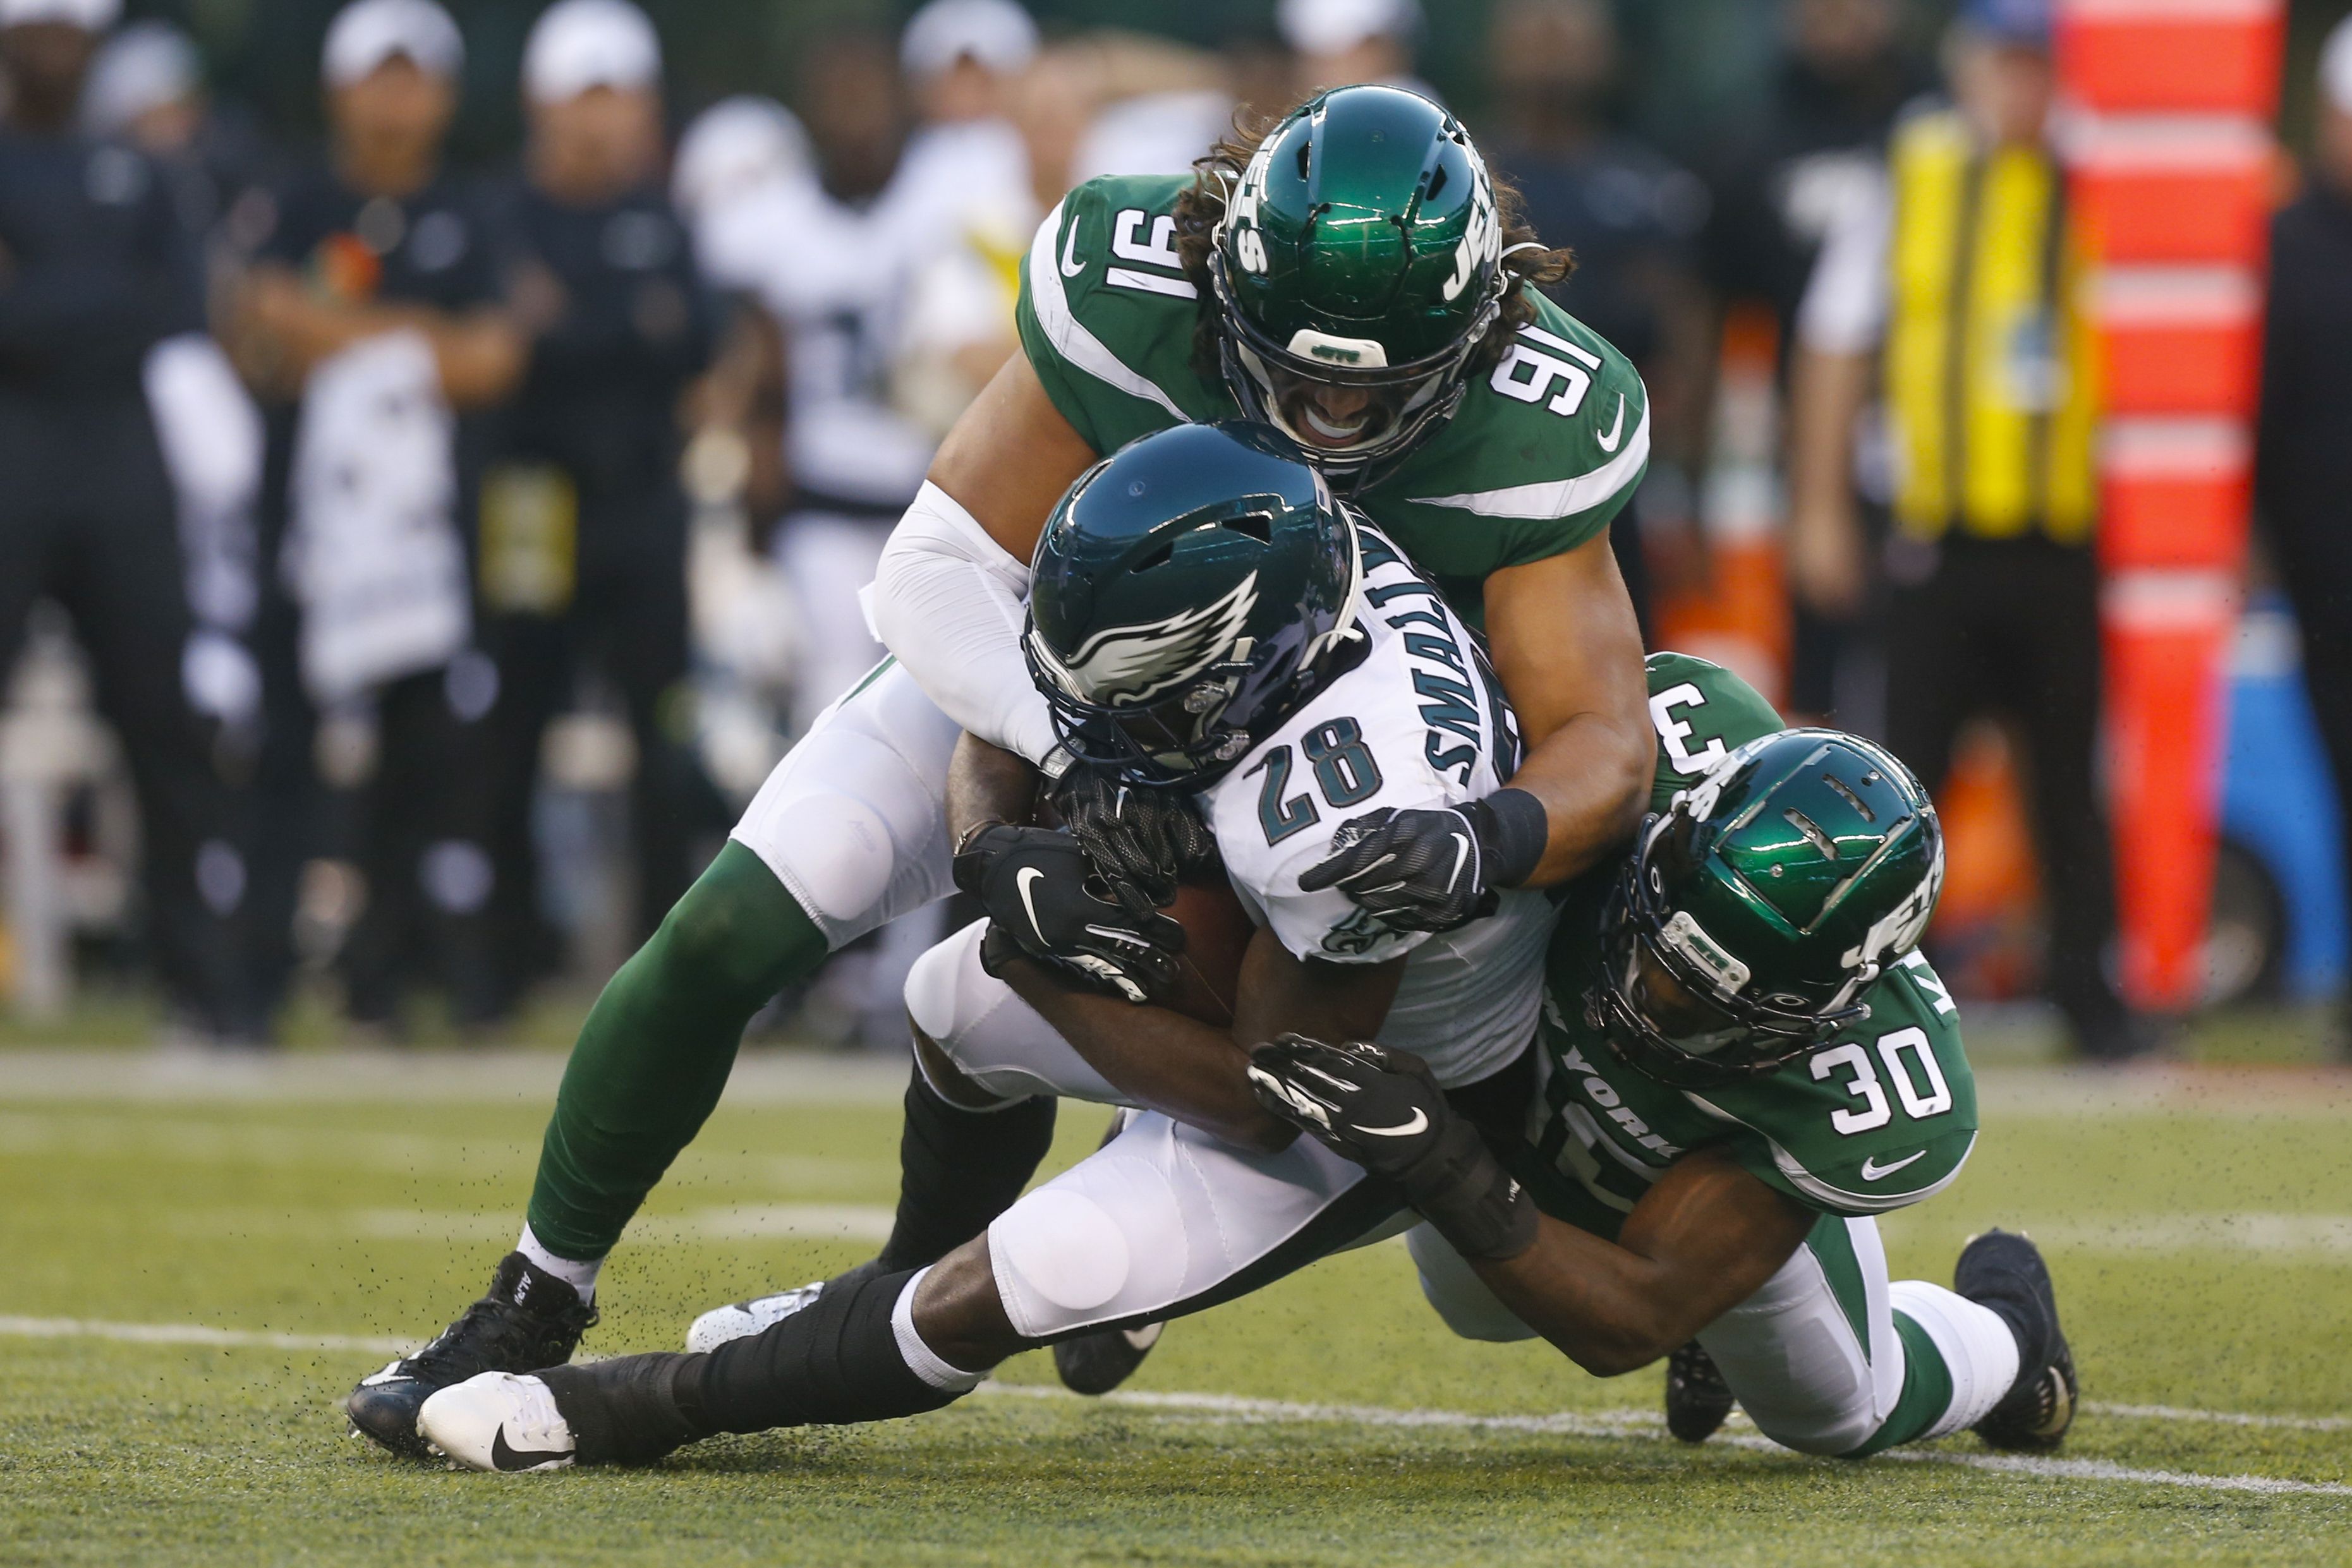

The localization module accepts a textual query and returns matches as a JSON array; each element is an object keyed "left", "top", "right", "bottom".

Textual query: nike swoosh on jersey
[
  {"left": 1060, "top": 216, "right": 1084, "bottom": 277},
  {"left": 490, "top": 1427, "right": 571, "bottom": 1471},
  {"left": 1352, "top": 1108, "right": 1429, "bottom": 1138},
  {"left": 1859, "top": 1149, "right": 1927, "bottom": 1181},
  {"left": 1596, "top": 394, "right": 1627, "bottom": 453}
]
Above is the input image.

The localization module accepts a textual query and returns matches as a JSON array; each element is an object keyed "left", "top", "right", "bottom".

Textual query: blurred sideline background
[{"left": 1, "top": 0, "right": 2348, "bottom": 1064}]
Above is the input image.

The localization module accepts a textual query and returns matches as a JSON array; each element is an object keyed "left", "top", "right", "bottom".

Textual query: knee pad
[
  {"left": 730, "top": 672, "right": 956, "bottom": 945},
  {"left": 904, "top": 919, "right": 1124, "bottom": 1104},
  {"left": 986, "top": 1153, "right": 1187, "bottom": 1339}
]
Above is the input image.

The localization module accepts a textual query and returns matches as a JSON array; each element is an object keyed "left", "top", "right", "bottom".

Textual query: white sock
[
  {"left": 890, "top": 1266, "right": 986, "bottom": 1392},
  {"left": 516, "top": 1224, "right": 603, "bottom": 1304},
  {"left": 1890, "top": 1280, "right": 2022, "bottom": 1438}
]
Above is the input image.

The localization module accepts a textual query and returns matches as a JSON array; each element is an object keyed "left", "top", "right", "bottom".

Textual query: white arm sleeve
[
  {"left": 868, "top": 480, "right": 1063, "bottom": 768},
  {"left": 1795, "top": 170, "right": 1893, "bottom": 357}
]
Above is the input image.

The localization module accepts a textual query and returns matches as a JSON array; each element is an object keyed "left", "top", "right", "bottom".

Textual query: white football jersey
[
  {"left": 703, "top": 123, "right": 1028, "bottom": 510},
  {"left": 1201, "top": 526, "right": 1554, "bottom": 1089}
]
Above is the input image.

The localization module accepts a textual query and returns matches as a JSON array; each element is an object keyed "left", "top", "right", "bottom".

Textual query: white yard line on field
[
  {"left": 2, "top": 1316, "right": 2344, "bottom": 1498},
  {"left": 972, "top": 1385, "right": 2352, "bottom": 1498},
  {"left": 0, "top": 1315, "right": 410, "bottom": 1356}
]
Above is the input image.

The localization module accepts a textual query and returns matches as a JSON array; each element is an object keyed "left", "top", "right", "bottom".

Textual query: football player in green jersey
[
  {"left": 347, "top": 84, "right": 1663, "bottom": 1457},
  {"left": 1249, "top": 667, "right": 2078, "bottom": 1458}
]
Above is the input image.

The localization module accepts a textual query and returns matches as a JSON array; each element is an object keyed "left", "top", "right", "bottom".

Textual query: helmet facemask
[{"left": 1209, "top": 248, "right": 1501, "bottom": 487}]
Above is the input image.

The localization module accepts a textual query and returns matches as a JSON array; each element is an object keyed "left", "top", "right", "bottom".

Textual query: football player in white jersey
[{"left": 414, "top": 425, "right": 1556, "bottom": 1472}]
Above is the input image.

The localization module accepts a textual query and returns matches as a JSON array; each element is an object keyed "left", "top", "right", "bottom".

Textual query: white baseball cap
[
  {"left": 672, "top": 94, "right": 810, "bottom": 219},
  {"left": 322, "top": 0, "right": 463, "bottom": 87},
  {"left": 82, "top": 21, "right": 199, "bottom": 135},
  {"left": 0, "top": 0, "right": 120, "bottom": 30},
  {"left": 2324, "top": 14, "right": 2352, "bottom": 117},
  {"left": 523, "top": 0, "right": 660, "bottom": 104},
  {"left": 1276, "top": 0, "right": 1422, "bottom": 56},
  {"left": 899, "top": 0, "right": 1037, "bottom": 81}
]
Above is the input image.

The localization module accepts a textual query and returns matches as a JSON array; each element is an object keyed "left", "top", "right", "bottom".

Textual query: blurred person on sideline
[
  {"left": 2256, "top": 17, "right": 2352, "bottom": 1062},
  {"left": 708, "top": 27, "right": 1009, "bottom": 1042},
  {"left": 896, "top": 0, "right": 1034, "bottom": 207},
  {"left": 477, "top": 0, "right": 723, "bottom": 1001},
  {"left": 1482, "top": 0, "right": 1712, "bottom": 642},
  {"left": 81, "top": 20, "right": 281, "bottom": 266},
  {"left": 1703, "top": 0, "right": 1932, "bottom": 724},
  {"left": 0, "top": 0, "right": 252, "bottom": 1039},
  {"left": 1786, "top": 0, "right": 2141, "bottom": 1061},
  {"left": 1278, "top": 0, "right": 1434, "bottom": 100},
  {"left": 228, "top": 0, "right": 526, "bottom": 1033}
]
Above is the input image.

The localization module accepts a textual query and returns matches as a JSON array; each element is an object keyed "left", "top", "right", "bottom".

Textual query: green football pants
[{"left": 524, "top": 841, "right": 826, "bottom": 1262}]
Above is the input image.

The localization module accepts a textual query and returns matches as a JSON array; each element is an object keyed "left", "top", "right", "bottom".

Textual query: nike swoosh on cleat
[
  {"left": 1860, "top": 1149, "right": 1927, "bottom": 1181},
  {"left": 1351, "top": 1108, "right": 1429, "bottom": 1138},
  {"left": 1016, "top": 866, "right": 1050, "bottom": 945},
  {"left": 490, "top": 1428, "right": 571, "bottom": 1472}
]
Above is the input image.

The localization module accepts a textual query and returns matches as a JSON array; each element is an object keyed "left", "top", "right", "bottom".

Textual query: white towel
[
  {"left": 144, "top": 332, "right": 262, "bottom": 635},
  {"left": 282, "top": 329, "right": 469, "bottom": 706}
]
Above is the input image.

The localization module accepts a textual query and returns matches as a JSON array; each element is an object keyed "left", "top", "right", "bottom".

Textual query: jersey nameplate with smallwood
[
  {"left": 1200, "top": 526, "right": 1549, "bottom": 1090},
  {"left": 1517, "top": 653, "right": 1977, "bottom": 1238},
  {"left": 1017, "top": 175, "right": 1653, "bottom": 626}
]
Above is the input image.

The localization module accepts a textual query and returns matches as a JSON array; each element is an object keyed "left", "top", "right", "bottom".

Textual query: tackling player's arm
[
  {"left": 1002, "top": 937, "right": 1402, "bottom": 1154},
  {"left": 866, "top": 352, "right": 1100, "bottom": 770},
  {"left": 1470, "top": 1149, "right": 1813, "bottom": 1376},
  {"left": 1483, "top": 532, "right": 1656, "bottom": 885}
]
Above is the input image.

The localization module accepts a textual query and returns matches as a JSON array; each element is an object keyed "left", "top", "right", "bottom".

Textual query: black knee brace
[{"left": 877, "top": 1069, "right": 1055, "bottom": 1271}]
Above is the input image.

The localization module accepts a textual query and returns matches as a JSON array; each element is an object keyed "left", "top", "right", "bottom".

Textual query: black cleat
[
  {"left": 346, "top": 1253, "right": 597, "bottom": 1459},
  {"left": 1664, "top": 1340, "right": 1735, "bottom": 1443},
  {"left": 1052, "top": 1321, "right": 1165, "bottom": 1396},
  {"left": 1955, "top": 1229, "right": 2077, "bottom": 1452}
]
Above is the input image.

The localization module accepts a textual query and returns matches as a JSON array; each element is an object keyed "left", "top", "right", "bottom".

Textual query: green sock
[{"left": 524, "top": 841, "right": 828, "bottom": 1262}]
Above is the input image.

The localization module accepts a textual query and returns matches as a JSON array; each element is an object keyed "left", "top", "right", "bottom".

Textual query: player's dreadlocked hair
[{"left": 1170, "top": 103, "right": 1575, "bottom": 383}]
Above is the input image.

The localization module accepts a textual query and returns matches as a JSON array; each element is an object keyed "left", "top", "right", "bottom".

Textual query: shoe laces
[{"left": 407, "top": 1286, "right": 595, "bottom": 1382}]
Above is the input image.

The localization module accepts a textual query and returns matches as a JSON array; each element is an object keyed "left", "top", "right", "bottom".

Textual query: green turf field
[{"left": 1, "top": 1049, "right": 2346, "bottom": 1566}]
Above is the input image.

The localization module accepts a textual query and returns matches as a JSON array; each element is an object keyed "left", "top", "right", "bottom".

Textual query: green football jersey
[
  {"left": 1512, "top": 653, "right": 1978, "bottom": 1239},
  {"left": 1015, "top": 175, "right": 1651, "bottom": 627}
]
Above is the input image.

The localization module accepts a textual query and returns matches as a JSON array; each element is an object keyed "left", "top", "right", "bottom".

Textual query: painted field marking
[
  {"left": 973, "top": 1385, "right": 2352, "bottom": 1498},
  {"left": 3, "top": 1317, "right": 2344, "bottom": 1497}
]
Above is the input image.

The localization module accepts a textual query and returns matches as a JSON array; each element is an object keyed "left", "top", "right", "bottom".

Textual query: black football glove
[
  {"left": 1050, "top": 763, "right": 1221, "bottom": 908},
  {"left": 1296, "top": 789, "right": 1549, "bottom": 934},
  {"left": 953, "top": 824, "right": 1184, "bottom": 1004},
  {"left": 1245, "top": 1034, "right": 1537, "bottom": 1261}
]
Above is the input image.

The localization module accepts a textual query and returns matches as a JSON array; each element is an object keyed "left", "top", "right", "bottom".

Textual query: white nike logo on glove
[
  {"left": 1015, "top": 866, "right": 1050, "bottom": 944},
  {"left": 1352, "top": 1109, "right": 1429, "bottom": 1138},
  {"left": 1860, "top": 1150, "right": 1927, "bottom": 1181}
]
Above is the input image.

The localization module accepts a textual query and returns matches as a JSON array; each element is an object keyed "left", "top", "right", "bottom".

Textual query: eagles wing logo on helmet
[{"left": 1034, "top": 573, "right": 1261, "bottom": 707}]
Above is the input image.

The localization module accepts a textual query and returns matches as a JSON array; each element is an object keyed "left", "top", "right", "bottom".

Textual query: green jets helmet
[
  {"left": 1210, "top": 85, "right": 1507, "bottom": 480},
  {"left": 1594, "top": 729, "right": 1947, "bottom": 1088},
  {"left": 1025, "top": 422, "right": 1365, "bottom": 787}
]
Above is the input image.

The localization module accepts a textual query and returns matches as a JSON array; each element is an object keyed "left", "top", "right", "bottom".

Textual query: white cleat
[
  {"left": 684, "top": 1281, "right": 827, "bottom": 1354},
  {"left": 416, "top": 1372, "right": 577, "bottom": 1474}
]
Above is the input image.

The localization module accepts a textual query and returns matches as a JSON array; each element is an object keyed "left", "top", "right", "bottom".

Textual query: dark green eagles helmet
[
  {"left": 1594, "top": 729, "right": 1946, "bottom": 1089},
  {"left": 1025, "top": 422, "right": 1365, "bottom": 787},
  {"left": 1210, "top": 85, "right": 1506, "bottom": 480}
]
